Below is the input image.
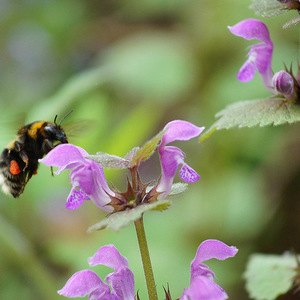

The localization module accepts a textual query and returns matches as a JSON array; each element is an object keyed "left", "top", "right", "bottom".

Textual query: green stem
[{"left": 134, "top": 216, "right": 158, "bottom": 300}]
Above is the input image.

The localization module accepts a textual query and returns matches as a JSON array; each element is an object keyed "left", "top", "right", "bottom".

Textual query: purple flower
[
  {"left": 181, "top": 239, "right": 238, "bottom": 300},
  {"left": 40, "top": 144, "right": 114, "bottom": 211},
  {"left": 58, "top": 241, "right": 237, "bottom": 300},
  {"left": 228, "top": 19, "right": 274, "bottom": 93},
  {"left": 58, "top": 244, "right": 135, "bottom": 299},
  {"left": 41, "top": 120, "right": 204, "bottom": 213},
  {"left": 156, "top": 120, "right": 204, "bottom": 200},
  {"left": 228, "top": 19, "right": 296, "bottom": 100}
]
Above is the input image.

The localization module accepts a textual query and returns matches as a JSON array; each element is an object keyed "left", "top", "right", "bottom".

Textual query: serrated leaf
[
  {"left": 87, "top": 153, "right": 130, "bottom": 168},
  {"left": 250, "top": 0, "right": 288, "bottom": 17},
  {"left": 87, "top": 200, "right": 171, "bottom": 232},
  {"left": 244, "top": 253, "right": 297, "bottom": 300},
  {"left": 146, "top": 183, "right": 188, "bottom": 196},
  {"left": 201, "top": 98, "right": 300, "bottom": 142},
  {"left": 86, "top": 148, "right": 139, "bottom": 169},
  {"left": 130, "top": 130, "right": 165, "bottom": 166},
  {"left": 283, "top": 15, "right": 300, "bottom": 28}
]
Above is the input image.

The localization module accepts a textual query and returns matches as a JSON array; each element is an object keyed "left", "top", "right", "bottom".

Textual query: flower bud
[{"left": 272, "top": 70, "right": 294, "bottom": 99}]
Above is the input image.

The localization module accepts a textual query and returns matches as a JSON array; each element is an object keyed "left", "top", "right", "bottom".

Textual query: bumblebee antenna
[
  {"left": 58, "top": 110, "right": 73, "bottom": 126},
  {"left": 54, "top": 115, "right": 58, "bottom": 125}
]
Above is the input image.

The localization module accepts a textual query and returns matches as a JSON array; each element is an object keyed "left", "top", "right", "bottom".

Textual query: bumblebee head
[
  {"left": 44, "top": 110, "right": 73, "bottom": 143},
  {"left": 44, "top": 124, "right": 68, "bottom": 143}
]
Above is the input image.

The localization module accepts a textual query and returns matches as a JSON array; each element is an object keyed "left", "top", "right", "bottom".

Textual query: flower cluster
[
  {"left": 58, "top": 240, "right": 238, "bottom": 300},
  {"left": 41, "top": 120, "right": 239, "bottom": 299},
  {"left": 228, "top": 18, "right": 299, "bottom": 102},
  {"left": 40, "top": 120, "right": 204, "bottom": 213}
]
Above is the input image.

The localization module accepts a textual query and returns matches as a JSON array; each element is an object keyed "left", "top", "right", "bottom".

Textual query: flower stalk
[{"left": 134, "top": 216, "right": 158, "bottom": 300}]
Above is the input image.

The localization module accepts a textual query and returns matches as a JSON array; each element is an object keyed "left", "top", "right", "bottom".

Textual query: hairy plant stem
[{"left": 134, "top": 216, "right": 158, "bottom": 300}]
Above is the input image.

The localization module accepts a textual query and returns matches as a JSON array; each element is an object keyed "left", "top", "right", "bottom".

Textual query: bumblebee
[{"left": 0, "top": 111, "right": 72, "bottom": 198}]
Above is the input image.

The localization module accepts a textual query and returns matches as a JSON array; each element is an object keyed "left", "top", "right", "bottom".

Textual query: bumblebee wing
[
  {"left": 0, "top": 111, "right": 26, "bottom": 149},
  {"left": 62, "top": 119, "right": 97, "bottom": 138}
]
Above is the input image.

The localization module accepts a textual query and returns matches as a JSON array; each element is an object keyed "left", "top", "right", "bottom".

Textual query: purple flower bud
[{"left": 272, "top": 70, "right": 295, "bottom": 100}]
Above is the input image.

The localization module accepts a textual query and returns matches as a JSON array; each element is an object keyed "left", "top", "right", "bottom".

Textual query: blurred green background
[{"left": 0, "top": 0, "right": 299, "bottom": 299}]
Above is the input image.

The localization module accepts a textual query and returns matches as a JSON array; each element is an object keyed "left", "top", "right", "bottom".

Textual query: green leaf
[
  {"left": 146, "top": 183, "right": 188, "bottom": 196},
  {"left": 87, "top": 153, "right": 130, "bottom": 168},
  {"left": 87, "top": 200, "right": 171, "bottom": 232},
  {"left": 86, "top": 148, "right": 139, "bottom": 169},
  {"left": 244, "top": 253, "right": 297, "bottom": 300},
  {"left": 130, "top": 129, "right": 165, "bottom": 166},
  {"left": 200, "top": 98, "right": 300, "bottom": 142},
  {"left": 168, "top": 183, "right": 188, "bottom": 195}
]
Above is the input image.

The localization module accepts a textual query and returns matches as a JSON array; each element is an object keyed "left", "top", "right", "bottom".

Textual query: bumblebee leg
[
  {"left": 19, "top": 150, "right": 29, "bottom": 169},
  {"left": 14, "top": 141, "right": 22, "bottom": 152},
  {"left": 26, "top": 173, "right": 33, "bottom": 183},
  {"left": 13, "top": 141, "right": 29, "bottom": 170},
  {"left": 25, "top": 163, "right": 38, "bottom": 183},
  {"left": 42, "top": 140, "right": 56, "bottom": 177}
]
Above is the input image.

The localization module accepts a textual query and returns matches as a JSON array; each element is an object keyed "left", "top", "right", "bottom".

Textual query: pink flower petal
[
  {"left": 228, "top": 19, "right": 271, "bottom": 44},
  {"left": 89, "top": 287, "right": 112, "bottom": 300},
  {"left": 66, "top": 188, "right": 88, "bottom": 210},
  {"left": 58, "top": 270, "right": 107, "bottom": 297},
  {"left": 179, "top": 164, "right": 200, "bottom": 183},
  {"left": 40, "top": 144, "right": 88, "bottom": 174},
  {"left": 237, "top": 59, "right": 256, "bottom": 82},
  {"left": 192, "top": 239, "right": 238, "bottom": 265},
  {"left": 106, "top": 267, "right": 135, "bottom": 300},
  {"left": 161, "top": 120, "right": 204, "bottom": 146},
  {"left": 88, "top": 244, "right": 129, "bottom": 270},
  {"left": 181, "top": 276, "right": 228, "bottom": 300}
]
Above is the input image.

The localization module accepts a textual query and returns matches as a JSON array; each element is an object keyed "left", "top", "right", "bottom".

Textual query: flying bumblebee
[{"left": 0, "top": 111, "right": 72, "bottom": 198}]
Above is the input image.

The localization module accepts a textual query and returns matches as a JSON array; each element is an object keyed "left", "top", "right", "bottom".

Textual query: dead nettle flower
[
  {"left": 228, "top": 19, "right": 300, "bottom": 102},
  {"left": 156, "top": 120, "right": 202, "bottom": 200},
  {"left": 181, "top": 240, "right": 238, "bottom": 300},
  {"left": 40, "top": 144, "right": 115, "bottom": 211},
  {"left": 58, "top": 244, "right": 135, "bottom": 299},
  {"left": 58, "top": 241, "right": 238, "bottom": 300},
  {"left": 40, "top": 120, "right": 204, "bottom": 214},
  {"left": 250, "top": 0, "right": 300, "bottom": 27}
]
